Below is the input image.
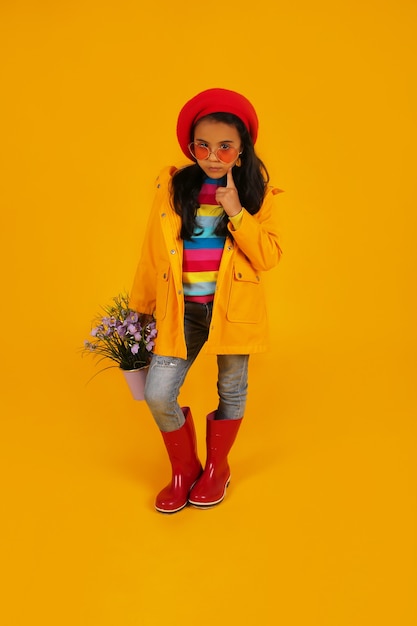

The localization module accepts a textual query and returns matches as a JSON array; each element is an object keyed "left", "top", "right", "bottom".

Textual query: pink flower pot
[{"left": 121, "top": 366, "right": 149, "bottom": 401}]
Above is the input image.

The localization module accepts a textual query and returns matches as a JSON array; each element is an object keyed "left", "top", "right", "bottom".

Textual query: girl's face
[{"left": 191, "top": 119, "right": 242, "bottom": 179}]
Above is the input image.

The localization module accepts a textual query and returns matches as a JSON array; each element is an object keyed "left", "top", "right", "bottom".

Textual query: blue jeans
[{"left": 144, "top": 301, "right": 249, "bottom": 432}]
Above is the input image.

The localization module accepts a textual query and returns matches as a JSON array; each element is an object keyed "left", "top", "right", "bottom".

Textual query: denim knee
[
  {"left": 217, "top": 354, "right": 249, "bottom": 419},
  {"left": 143, "top": 356, "right": 187, "bottom": 431},
  {"left": 144, "top": 382, "right": 171, "bottom": 414},
  {"left": 144, "top": 386, "right": 185, "bottom": 431}
]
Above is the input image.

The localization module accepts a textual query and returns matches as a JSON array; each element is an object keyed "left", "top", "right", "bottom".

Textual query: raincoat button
[
  {"left": 237, "top": 272, "right": 242, "bottom": 278},
  {"left": 157, "top": 184, "right": 161, "bottom": 188},
  {"left": 170, "top": 249, "right": 176, "bottom": 254},
  {"left": 161, "top": 212, "right": 166, "bottom": 217},
  {"left": 178, "top": 290, "right": 182, "bottom": 295}
]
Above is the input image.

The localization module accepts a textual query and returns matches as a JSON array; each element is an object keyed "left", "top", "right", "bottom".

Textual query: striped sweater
[{"left": 182, "top": 176, "right": 226, "bottom": 303}]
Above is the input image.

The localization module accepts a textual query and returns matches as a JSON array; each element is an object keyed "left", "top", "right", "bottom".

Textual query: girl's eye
[
  {"left": 220, "top": 144, "right": 231, "bottom": 150},
  {"left": 197, "top": 143, "right": 208, "bottom": 148}
]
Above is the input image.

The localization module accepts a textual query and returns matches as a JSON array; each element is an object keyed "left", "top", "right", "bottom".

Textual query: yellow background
[{"left": 1, "top": 1, "right": 416, "bottom": 624}]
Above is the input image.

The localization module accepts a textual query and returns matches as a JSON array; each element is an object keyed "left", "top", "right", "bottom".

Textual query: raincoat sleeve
[
  {"left": 227, "top": 187, "right": 283, "bottom": 271},
  {"left": 129, "top": 171, "right": 171, "bottom": 315}
]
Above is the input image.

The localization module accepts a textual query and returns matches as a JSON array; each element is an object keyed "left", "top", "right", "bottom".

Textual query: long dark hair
[{"left": 171, "top": 112, "right": 269, "bottom": 240}]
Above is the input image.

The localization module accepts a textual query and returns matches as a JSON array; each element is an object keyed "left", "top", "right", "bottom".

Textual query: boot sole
[
  {"left": 155, "top": 501, "right": 188, "bottom": 514},
  {"left": 188, "top": 477, "right": 231, "bottom": 509}
]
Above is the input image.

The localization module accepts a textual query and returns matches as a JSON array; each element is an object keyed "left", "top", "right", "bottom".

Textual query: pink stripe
[
  {"left": 199, "top": 192, "right": 218, "bottom": 205},
  {"left": 199, "top": 183, "right": 218, "bottom": 205},
  {"left": 183, "top": 258, "right": 220, "bottom": 272},
  {"left": 200, "top": 182, "right": 217, "bottom": 193},
  {"left": 184, "top": 248, "right": 223, "bottom": 262}
]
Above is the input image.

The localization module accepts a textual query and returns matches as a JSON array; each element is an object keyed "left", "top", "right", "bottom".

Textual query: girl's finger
[{"left": 226, "top": 168, "right": 236, "bottom": 188}]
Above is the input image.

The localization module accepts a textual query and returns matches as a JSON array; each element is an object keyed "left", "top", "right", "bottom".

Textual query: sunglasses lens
[
  {"left": 190, "top": 143, "right": 209, "bottom": 160},
  {"left": 217, "top": 148, "right": 238, "bottom": 163}
]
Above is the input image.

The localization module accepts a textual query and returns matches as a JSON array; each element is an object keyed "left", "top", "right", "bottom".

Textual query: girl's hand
[
  {"left": 215, "top": 168, "right": 242, "bottom": 217},
  {"left": 138, "top": 313, "right": 154, "bottom": 326}
]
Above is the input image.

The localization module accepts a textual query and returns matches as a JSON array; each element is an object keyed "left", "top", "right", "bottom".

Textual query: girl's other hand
[{"left": 138, "top": 313, "right": 155, "bottom": 326}]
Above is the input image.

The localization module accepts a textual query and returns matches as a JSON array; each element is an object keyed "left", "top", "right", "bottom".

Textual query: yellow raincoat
[{"left": 129, "top": 166, "right": 282, "bottom": 359}]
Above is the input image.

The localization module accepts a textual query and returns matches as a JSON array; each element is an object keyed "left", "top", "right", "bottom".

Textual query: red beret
[{"left": 176, "top": 88, "right": 259, "bottom": 159}]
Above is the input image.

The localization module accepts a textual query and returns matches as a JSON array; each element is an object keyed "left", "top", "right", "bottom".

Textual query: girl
[{"left": 129, "top": 88, "right": 282, "bottom": 513}]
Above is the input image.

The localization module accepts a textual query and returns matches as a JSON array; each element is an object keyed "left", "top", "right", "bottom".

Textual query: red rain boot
[
  {"left": 155, "top": 407, "right": 202, "bottom": 513},
  {"left": 188, "top": 411, "right": 243, "bottom": 508}
]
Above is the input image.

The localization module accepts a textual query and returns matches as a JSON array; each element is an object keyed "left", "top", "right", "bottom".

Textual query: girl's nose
[{"left": 207, "top": 150, "right": 220, "bottom": 161}]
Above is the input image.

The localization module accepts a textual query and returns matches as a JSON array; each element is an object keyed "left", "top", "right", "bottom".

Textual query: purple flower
[
  {"left": 126, "top": 312, "right": 139, "bottom": 324},
  {"left": 83, "top": 294, "right": 157, "bottom": 370},
  {"left": 116, "top": 325, "right": 127, "bottom": 338}
]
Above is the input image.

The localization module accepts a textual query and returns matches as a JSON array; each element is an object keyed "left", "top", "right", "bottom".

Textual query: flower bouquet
[{"left": 83, "top": 293, "right": 157, "bottom": 399}]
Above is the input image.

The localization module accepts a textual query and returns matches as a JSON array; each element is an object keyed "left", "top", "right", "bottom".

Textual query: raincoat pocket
[{"left": 227, "top": 264, "right": 262, "bottom": 324}]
